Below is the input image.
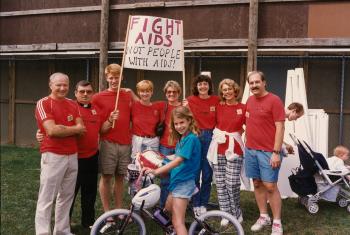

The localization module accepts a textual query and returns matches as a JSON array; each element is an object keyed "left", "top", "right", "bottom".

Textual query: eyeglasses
[
  {"left": 166, "top": 90, "right": 178, "bottom": 94},
  {"left": 78, "top": 90, "right": 93, "bottom": 94}
]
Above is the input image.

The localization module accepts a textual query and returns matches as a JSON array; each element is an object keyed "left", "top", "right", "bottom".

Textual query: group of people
[{"left": 34, "top": 64, "right": 309, "bottom": 235}]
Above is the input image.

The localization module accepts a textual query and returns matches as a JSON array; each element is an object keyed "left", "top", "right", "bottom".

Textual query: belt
[{"left": 136, "top": 134, "right": 156, "bottom": 138}]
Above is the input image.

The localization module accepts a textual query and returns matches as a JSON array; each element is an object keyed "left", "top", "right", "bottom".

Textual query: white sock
[
  {"left": 260, "top": 213, "right": 269, "bottom": 218},
  {"left": 273, "top": 219, "right": 282, "bottom": 225}
]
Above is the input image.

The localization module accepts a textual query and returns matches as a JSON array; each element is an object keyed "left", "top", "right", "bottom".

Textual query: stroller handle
[{"left": 289, "top": 133, "right": 298, "bottom": 145}]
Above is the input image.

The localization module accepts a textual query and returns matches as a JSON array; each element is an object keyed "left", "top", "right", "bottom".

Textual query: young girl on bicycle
[{"left": 143, "top": 106, "right": 201, "bottom": 235}]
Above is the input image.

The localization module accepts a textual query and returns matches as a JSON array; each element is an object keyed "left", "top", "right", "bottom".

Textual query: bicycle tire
[
  {"left": 90, "top": 209, "right": 146, "bottom": 235},
  {"left": 188, "top": 210, "right": 244, "bottom": 235}
]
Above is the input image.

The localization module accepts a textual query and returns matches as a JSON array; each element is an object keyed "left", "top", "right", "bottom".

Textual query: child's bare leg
[
  {"left": 171, "top": 197, "right": 188, "bottom": 235},
  {"left": 164, "top": 193, "right": 173, "bottom": 213}
]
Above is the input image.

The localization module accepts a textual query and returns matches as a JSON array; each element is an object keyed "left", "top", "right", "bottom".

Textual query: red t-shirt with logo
[
  {"left": 131, "top": 101, "right": 162, "bottom": 137},
  {"left": 216, "top": 103, "right": 246, "bottom": 155},
  {"left": 159, "top": 102, "right": 181, "bottom": 148},
  {"left": 35, "top": 96, "right": 80, "bottom": 154},
  {"left": 92, "top": 90, "right": 133, "bottom": 145},
  {"left": 245, "top": 93, "right": 285, "bottom": 152},
  {"left": 187, "top": 95, "right": 219, "bottom": 129},
  {"left": 77, "top": 103, "right": 102, "bottom": 158}
]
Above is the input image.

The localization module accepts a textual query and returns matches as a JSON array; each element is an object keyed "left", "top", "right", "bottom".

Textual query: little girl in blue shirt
[{"left": 143, "top": 106, "right": 201, "bottom": 235}]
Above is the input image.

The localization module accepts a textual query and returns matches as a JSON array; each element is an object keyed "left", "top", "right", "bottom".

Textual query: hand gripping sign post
[{"left": 112, "top": 15, "right": 185, "bottom": 127}]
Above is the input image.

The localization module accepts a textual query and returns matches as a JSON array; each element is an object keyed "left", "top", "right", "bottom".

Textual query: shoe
[
  {"left": 251, "top": 216, "right": 271, "bottom": 232},
  {"left": 271, "top": 223, "right": 283, "bottom": 235},
  {"left": 238, "top": 214, "right": 243, "bottom": 223},
  {"left": 220, "top": 218, "right": 230, "bottom": 227},
  {"left": 99, "top": 217, "right": 115, "bottom": 233},
  {"left": 193, "top": 207, "right": 201, "bottom": 217},
  {"left": 200, "top": 206, "right": 207, "bottom": 215}
]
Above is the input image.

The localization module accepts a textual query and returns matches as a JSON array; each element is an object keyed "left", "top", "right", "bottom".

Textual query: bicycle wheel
[
  {"left": 188, "top": 210, "right": 244, "bottom": 235},
  {"left": 90, "top": 209, "right": 146, "bottom": 235}
]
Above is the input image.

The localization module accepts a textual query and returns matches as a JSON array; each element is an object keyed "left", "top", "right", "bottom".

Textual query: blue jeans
[
  {"left": 159, "top": 144, "right": 175, "bottom": 208},
  {"left": 192, "top": 129, "right": 213, "bottom": 208}
]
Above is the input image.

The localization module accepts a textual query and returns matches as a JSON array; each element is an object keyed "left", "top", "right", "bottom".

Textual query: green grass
[{"left": 1, "top": 145, "right": 350, "bottom": 235}]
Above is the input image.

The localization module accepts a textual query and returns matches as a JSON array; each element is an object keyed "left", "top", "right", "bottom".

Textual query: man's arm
[
  {"left": 270, "top": 121, "right": 285, "bottom": 168},
  {"left": 100, "top": 110, "right": 119, "bottom": 134},
  {"left": 43, "top": 119, "right": 86, "bottom": 138}
]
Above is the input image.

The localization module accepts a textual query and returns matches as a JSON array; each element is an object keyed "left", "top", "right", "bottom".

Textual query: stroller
[{"left": 288, "top": 134, "right": 350, "bottom": 214}]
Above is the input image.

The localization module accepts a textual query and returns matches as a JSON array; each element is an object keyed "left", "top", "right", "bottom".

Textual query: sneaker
[
  {"left": 193, "top": 207, "right": 201, "bottom": 217},
  {"left": 200, "top": 206, "right": 207, "bottom": 215},
  {"left": 238, "top": 214, "right": 243, "bottom": 223},
  {"left": 99, "top": 218, "right": 115, "bottom": 233},
  {"left": 251, "top": 216, "right": 271, "bottom": 232},
  {"left": 271, "top": 223, "right": 283, "bottom": 235},
  {"left": 220, "top": 218, "right": 230, "bottom": 227}
]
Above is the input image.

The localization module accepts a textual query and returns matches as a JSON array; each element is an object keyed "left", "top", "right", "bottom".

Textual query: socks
[
  {"left": 273, "top": 219, "right": 282, "bottom": 225},
  {"left": 260, "top": 213, "right": 270, "bottom": 218}
]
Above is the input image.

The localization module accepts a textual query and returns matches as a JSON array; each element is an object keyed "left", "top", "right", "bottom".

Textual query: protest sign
[{"left": 124, "top": 15, "right": 184, "bottom": 71}]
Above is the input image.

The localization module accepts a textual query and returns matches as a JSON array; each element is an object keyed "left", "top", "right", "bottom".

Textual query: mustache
[{"left": 251, "top": 87, "right": 259, "bottom": 90}]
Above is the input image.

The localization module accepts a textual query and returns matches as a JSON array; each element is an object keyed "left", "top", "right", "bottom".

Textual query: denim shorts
[
  {"left": 244, "top": 148, "right": 283, "bottom": 183},
  {"left": 171, "top": 180, "right": 196, "bottom": 199}
]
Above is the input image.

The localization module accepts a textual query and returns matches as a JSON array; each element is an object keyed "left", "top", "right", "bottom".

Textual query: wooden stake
[
  {"left": 112, "top": 15, "right": 132, "bottom": 128},
  {"left": 247, "top": 0, "right": 258, "bottom": 72},
  {"left": 180, "top": 20, "right": 186, "bottom": 99},
  {"left": 8, "top": 60, "right": 15, "bottom": 144}
]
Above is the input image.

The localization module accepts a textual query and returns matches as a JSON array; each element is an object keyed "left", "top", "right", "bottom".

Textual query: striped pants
[{"left": 213, "top": 155, "right": 243, "bottom": 218}]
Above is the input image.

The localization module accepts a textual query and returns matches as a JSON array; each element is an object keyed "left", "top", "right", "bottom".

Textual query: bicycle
[{"left": 90, "top": 168, "right": 244, "bottom": 235}]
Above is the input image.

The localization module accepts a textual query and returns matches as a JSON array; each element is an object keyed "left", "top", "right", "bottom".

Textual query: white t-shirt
[{"left": 326, "top": 156, "right": 349, "bottom": 172}]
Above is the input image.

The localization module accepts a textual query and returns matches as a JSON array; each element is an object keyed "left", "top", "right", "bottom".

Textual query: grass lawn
[{"left": 1, "top": 145, "right": 349, "bottom": 235}]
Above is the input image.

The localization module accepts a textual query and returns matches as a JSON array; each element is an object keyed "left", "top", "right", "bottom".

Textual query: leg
[
  {"left": 253, "top": 179, "right": 268, "bottom": 214},
  {"left": 164, "top": 193, "right": 174, "bottom": 213},
  {"left": 160, "top": 176, "right": 170, "bottom": 208},
  {"left": 199, "top": 130, "right": 213, "bottom": 208},
  {"left": 35, "top": 153, "right": 67, "bottom": 235},
  {"left": 171, "top": 198, "right": 189, "bottom": 235},
  {"left": 80, "top": 154, "right": 98, "bottom": 227},
  {"left": 69, "top": 158, "right": 82, "bottom": 219},
  {"left": 226, "top": 157, "right": 243, "bottom": 218},
  {"left": 213, "top": 156, "right": 230, "bottom": 213},
  {"left": 113, "top": 174, "right": 125, "bottom": 209},
  {"left": 54, "top": 154, "right": 78, "bottom": 235},
  {"left": 263, "top": 182, "right": 281, "bottom": 220},
  {"left": 99, "top": 174, "right": 113, "bottom": 212}
]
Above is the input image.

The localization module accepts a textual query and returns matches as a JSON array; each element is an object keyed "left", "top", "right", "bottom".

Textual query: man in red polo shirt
[
  {"left": 69, "top": 80, "right": 118, "bottom": 228},
  {"left": 244, "top": 71, "right": 285, "bottom": 235},
  {"left": 35, "top": 72, "right": 86, "bottom": 235},
  {"left": 92, "top": 64, "right": 133, "bottom": 212}
]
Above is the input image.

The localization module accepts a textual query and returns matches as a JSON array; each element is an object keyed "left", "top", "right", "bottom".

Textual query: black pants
[{"left": 70, "top": 152, "right": 98, "bottom": 227}]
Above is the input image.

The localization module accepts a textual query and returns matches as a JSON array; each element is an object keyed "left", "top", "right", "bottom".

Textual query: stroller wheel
[
  {"left": 338, "top": 198, "right": 348, "bottom": 208},
  {"left": 307, "top": 203, "right": 319, "bottom": 214},
  {"left": 347, "top": 205, "right": 350, "bottom": 213}
]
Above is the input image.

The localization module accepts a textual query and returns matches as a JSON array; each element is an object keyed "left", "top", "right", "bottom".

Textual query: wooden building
[{"left": 1, "top": 0, "right": 349, "bottom": 154}]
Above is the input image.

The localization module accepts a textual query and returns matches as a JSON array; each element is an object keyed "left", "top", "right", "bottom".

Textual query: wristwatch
[{"left": 272, "top": 150, "right": 280, "bottom": 154}]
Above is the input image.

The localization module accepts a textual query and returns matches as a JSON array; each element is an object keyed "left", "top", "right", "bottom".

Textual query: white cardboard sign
[{"left": 124, "top": 15, "right": 184, "bottom": 71}]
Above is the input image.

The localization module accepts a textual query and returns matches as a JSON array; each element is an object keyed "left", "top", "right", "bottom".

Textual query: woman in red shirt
[{"left": 208, "top": 78, "right": 246, "bottom": 225}]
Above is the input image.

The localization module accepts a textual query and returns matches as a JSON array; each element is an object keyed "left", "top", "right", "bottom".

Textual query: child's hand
[{"left": 141, "top": 167, "right": 155, "bottom": 176}]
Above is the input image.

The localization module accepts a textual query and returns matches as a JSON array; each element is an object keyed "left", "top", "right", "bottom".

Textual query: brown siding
[
  {"left": 259, "top": 3, "right": 308, "bottom": 38},
  {"left": 308, "top": 2, "right": 350, "bottom": 38},
  {"left": 0, "top": 0, "right": 100, "bottom": 12},
  {"left": 0, "top": 12, "right": 100, "bottom": 44}
]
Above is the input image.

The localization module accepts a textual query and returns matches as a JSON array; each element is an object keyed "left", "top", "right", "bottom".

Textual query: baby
[{"left": 326, "top": 145, "right": 350, "bottom": 180}]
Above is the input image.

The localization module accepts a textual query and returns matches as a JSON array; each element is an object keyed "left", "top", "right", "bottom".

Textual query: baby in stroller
[{"left": 288, "top": 134, "right": 350, "bottom": 214}]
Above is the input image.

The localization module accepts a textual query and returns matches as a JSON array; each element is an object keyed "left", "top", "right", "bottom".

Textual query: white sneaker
[
  {"left": 200, "top": 206, "right": 207, "bottom": 215},
  {"left": 251, "top": 216, "right": 271, "bottom": 232},
  {"left": 271, "top": 223, "right": 283, "bottom": 235},
  {"left": 193, "top": 207, "right": 201, "bottom": 217},
  {"left": 220, "top": 218, "right": 230, "bottom": 227},
  {"left": 238, "top": 214, "right": 243, "bottom": 223}
]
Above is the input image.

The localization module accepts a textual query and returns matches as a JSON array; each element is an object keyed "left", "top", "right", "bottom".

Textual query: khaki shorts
[{"left": 99, "top": 140, "right": 131, "bottom": 175}]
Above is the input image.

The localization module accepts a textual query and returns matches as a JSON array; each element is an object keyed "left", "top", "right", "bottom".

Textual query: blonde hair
[
  {"left": 218, "top": 78, "right": 241, "bottom": 101},
  {"left": 136, "top": 80, "right": 153, "bottom": 92},
  {"left": 169, "top": 106, "right": 199, "bottom": 145},
  {"left": 333, "top": 145, "right": 349, "bottom": 157},
  {"left": 163, "top": 80, "right": 182, "bottom": 95},
  {"left": 104, "top": 64, "right": 121, "bottom": 77}
]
